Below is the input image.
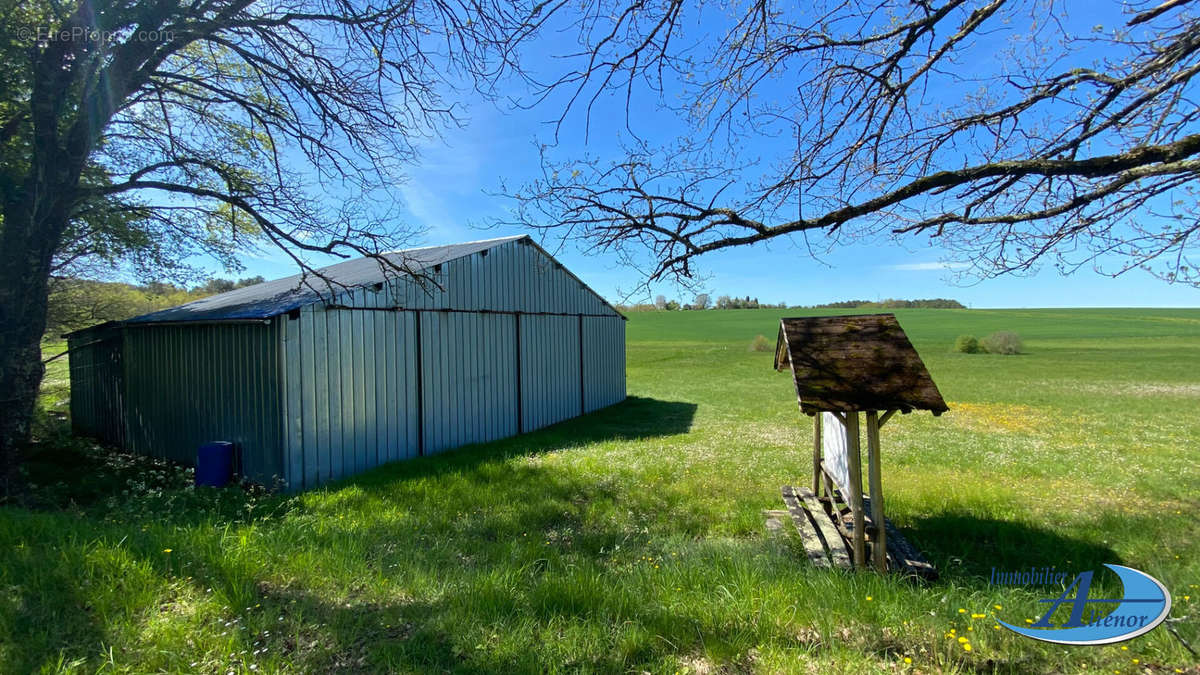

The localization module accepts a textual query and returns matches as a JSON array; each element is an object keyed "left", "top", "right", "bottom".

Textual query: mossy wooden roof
[{"left": 774, "top": 314, "right": 948, "bottom": 415}]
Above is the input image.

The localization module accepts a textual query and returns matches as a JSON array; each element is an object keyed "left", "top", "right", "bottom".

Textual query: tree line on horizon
[{"left": 617, "top": 295, "right": 965, "bottom": 312}]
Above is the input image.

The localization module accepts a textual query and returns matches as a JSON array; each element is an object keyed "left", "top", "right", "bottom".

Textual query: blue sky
[
  {"left": 236, "top": 103, "right": 1200, "bottom": 309},
  {"left": 231, "top": 4, "right": 1199, "bottom": 309}
]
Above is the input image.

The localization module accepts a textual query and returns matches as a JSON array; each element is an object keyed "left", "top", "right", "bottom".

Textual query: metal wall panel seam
[
  {"left": 578, "top": 315, "right": 585, "bottom": 415},
  {"left": 313, "top": 308, "right": 329, "bottom": 486},
  {"left": 363, "top": 304, "right": 377, "bottom": 472},
  {"left": 325, "top": 310, "right": 341, "bottom": 480},
  {"left": 414, "top": 310, "right": 424, "bottom": 456},
  {"left": 301, "top": 309, "right": 318, "bottom": 489}
]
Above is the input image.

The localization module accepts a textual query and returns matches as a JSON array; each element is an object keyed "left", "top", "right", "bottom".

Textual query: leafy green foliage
[
  {"left": 44, "top": 276, "right": 266, "bottom": 336},
  {"left": 981, "top": 331, "right": 1024, "bottom": 355},
  {"left": 716, "top": 295, "right": 761, "bottom": 309},
  {"left": 955, "top": 335, "right": 980, "bottom": 353}
]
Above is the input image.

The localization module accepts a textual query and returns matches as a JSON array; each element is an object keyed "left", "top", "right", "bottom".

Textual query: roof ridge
[
  {"left": 381, "top": 234, "right": 527, "bottom": 256},
  {"left": 113, "top": 234, "right": 600, "bottom": 325}
]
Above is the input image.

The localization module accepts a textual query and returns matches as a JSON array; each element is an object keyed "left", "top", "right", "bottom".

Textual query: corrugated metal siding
[
  {"left": 67, "top": 328, "right": 126, "bottom": 446},
  {"left": 333, "top": 238, "right": 621, "bottom": 317},
  {"left": 281, "top": 299, "right": 421, "bottom": 490},
  {"left": 76, "top": 237, "right": 627, "bottom": 492},
  {"left": 122, "top": 322, "right": 284, "bottom": 484},
  {"left": 520, "top": 314, "right": 583, "bottom": 431},
  {"left": 421, "top": 311, "right": 519, "bottom": 454},
  {"left": 274, "top": 238, "right": 626, "bottom": 489},
  {"left": 582, "top": 317, "right": 626, "bottom": 412}
]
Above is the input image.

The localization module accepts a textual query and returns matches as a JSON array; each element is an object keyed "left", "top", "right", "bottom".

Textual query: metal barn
[{"left": 67, "top": 235, "right": 626, "bottom": 490}]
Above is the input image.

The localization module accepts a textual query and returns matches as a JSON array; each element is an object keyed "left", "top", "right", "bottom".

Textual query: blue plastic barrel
[{"left": 195, "top": 441, "right": 234, "bottom": 487}]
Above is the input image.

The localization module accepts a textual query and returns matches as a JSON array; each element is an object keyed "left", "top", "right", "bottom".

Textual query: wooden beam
[
  {"left": 781, "top": 487, "right": 832, "bottom": 568},
  {"left": 812, "top": 413, "right": 823, "bottom": 495},
  {"left": 877, "top": 409, "right": 897, "bottom": 428},
  {"left": 844, "top": 412, "right": 866, "bottom": 568},
  {"left": 793, "top": 486, "right": 852, "bottom": 569},
  {"left": 866, "top": 411, "right": 887, "bottom": 573}
]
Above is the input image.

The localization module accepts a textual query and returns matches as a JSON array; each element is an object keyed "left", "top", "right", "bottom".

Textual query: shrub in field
[
  {"left": 750, "top": 334, "right": 772, "bottom": 352},
  {"left": 982, "top": 331, "right": 1023, "bottom": 355},
  {"left": 954, "top": 335, "right": 980, "bottom": 353}
]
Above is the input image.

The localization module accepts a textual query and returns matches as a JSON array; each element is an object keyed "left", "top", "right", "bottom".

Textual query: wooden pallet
[{"left": 780, "top": 485, "right": 937, "bottom": 579}]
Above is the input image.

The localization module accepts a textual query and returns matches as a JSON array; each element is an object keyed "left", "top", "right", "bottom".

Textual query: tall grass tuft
[{"left": 749, "top": 334, "right": 772, "bottom": 352}]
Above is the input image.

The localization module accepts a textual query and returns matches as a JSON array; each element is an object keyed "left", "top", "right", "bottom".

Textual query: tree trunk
[{"left": 0, "top": 195, "right": 60, "bottom": 495}]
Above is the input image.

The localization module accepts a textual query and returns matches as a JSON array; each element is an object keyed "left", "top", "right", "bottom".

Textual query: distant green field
[{"left": 3, "top": 308, "right": 1198, "bottom": 673}]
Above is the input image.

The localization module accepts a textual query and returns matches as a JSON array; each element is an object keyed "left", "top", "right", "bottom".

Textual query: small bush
[
  {"left": 750, "top": 334, "right": 772, "bottom": 352},
  {"left": 981, "top": 331, "right": 1023, "bottom": 355},
  {"left": 954, "top": 335, "right": 980, "bottom": 354}
]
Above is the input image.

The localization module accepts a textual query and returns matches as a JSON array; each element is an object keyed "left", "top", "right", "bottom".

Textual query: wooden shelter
[{"left": 774, "top": 314, "right": 947, "bottom": 575}]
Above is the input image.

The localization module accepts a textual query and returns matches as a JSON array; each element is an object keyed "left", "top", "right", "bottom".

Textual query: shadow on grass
[
  {"left": 904, "top": 512, "right": 1122, "bottom": 583},
  {"left": 0, "top": 396, "right": 707, "bottom": 671},
  {"left": 319, "top": 395, "right": 698, "bottom": 490}
]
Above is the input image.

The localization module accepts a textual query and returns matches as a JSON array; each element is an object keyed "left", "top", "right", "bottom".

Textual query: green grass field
[{"left": 4, "top": 308, "right": 1199, "bottom": 673}]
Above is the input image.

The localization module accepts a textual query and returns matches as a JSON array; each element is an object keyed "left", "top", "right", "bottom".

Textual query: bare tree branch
[{"left": 514, "top": 0, "right": 1200, "bottom": 287}]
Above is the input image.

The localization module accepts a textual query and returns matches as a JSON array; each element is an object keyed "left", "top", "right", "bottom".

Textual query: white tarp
[{"left": 822, "top": 411, "right": 852, "bottom": 493}]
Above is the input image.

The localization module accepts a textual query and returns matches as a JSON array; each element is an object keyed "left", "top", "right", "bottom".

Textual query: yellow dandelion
[
  {"left": 1185, "top": 595, "right": 1191, "bottom": 601},
  {"left": 958, "top": 608, "right": 967, "bottom": 614},
  {"left": 994, "top": 625, "right": 1000, "bottom": 630},
  {"left": 163, "top": 548, "right": 173, "bottom": 553},
  {"left": 994, "top": 604, "right": 1002, "bottom": 610},
  {"left": 962, "top": 643, "right": 972, "bottom": 652},
  {"left": 967, "top": 626, "right": 973, "bottom": 631},
  {"left": 866, "top": 596, "right": 873, "bottom": 601},
  {"left": 1121, "top": 646, "right": 1128, "bottom": 651},
  {"left": 971, "top": 613, "right": 986, "bottom": 619},
  {"left": 903, "top": 657, "right": 912, "bottom": 664},
  {"left": 958, "top": 636, "right": 968, "bottom": 643},
  {"left": 1132, "top": 659, "right": 1139, "bottom": 664}
]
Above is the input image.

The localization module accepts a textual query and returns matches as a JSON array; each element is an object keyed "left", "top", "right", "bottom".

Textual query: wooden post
[
  {"left": 812, "top": 413, "right": 822, "bottom": 495},
  {"left": 845, "top": 412, "right": 866, "bottom": 568},
  {"left": 866, "top": 411, "right": 887, "bottom": 573}
]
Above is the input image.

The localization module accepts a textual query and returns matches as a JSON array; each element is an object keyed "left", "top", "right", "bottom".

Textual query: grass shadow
[
  {"left": 903, "top": 512, "right": 1122, "bottom": 584},
  {"left": 318, "top": 395, "right": 697, "bottom": 491}
]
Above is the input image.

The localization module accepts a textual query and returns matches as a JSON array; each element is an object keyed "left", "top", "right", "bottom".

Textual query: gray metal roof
[{"left": 125, "top": 235, "right": 528, "bottom": 324}]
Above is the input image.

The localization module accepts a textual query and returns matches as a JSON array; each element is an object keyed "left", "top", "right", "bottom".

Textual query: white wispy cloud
[{"left": 887, "top": 261, "right": 971, "bottom": 271}]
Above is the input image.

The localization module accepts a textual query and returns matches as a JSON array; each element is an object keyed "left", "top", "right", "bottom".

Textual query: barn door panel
[
  {"left": 419, "top": 311, "right": 518, "bottom": 454},
  {"left": 581, "top": 316, "right": 626, "bottom": 412},
  {"left": 518, "top": 314, "right": 582, "bottom": 432}
]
